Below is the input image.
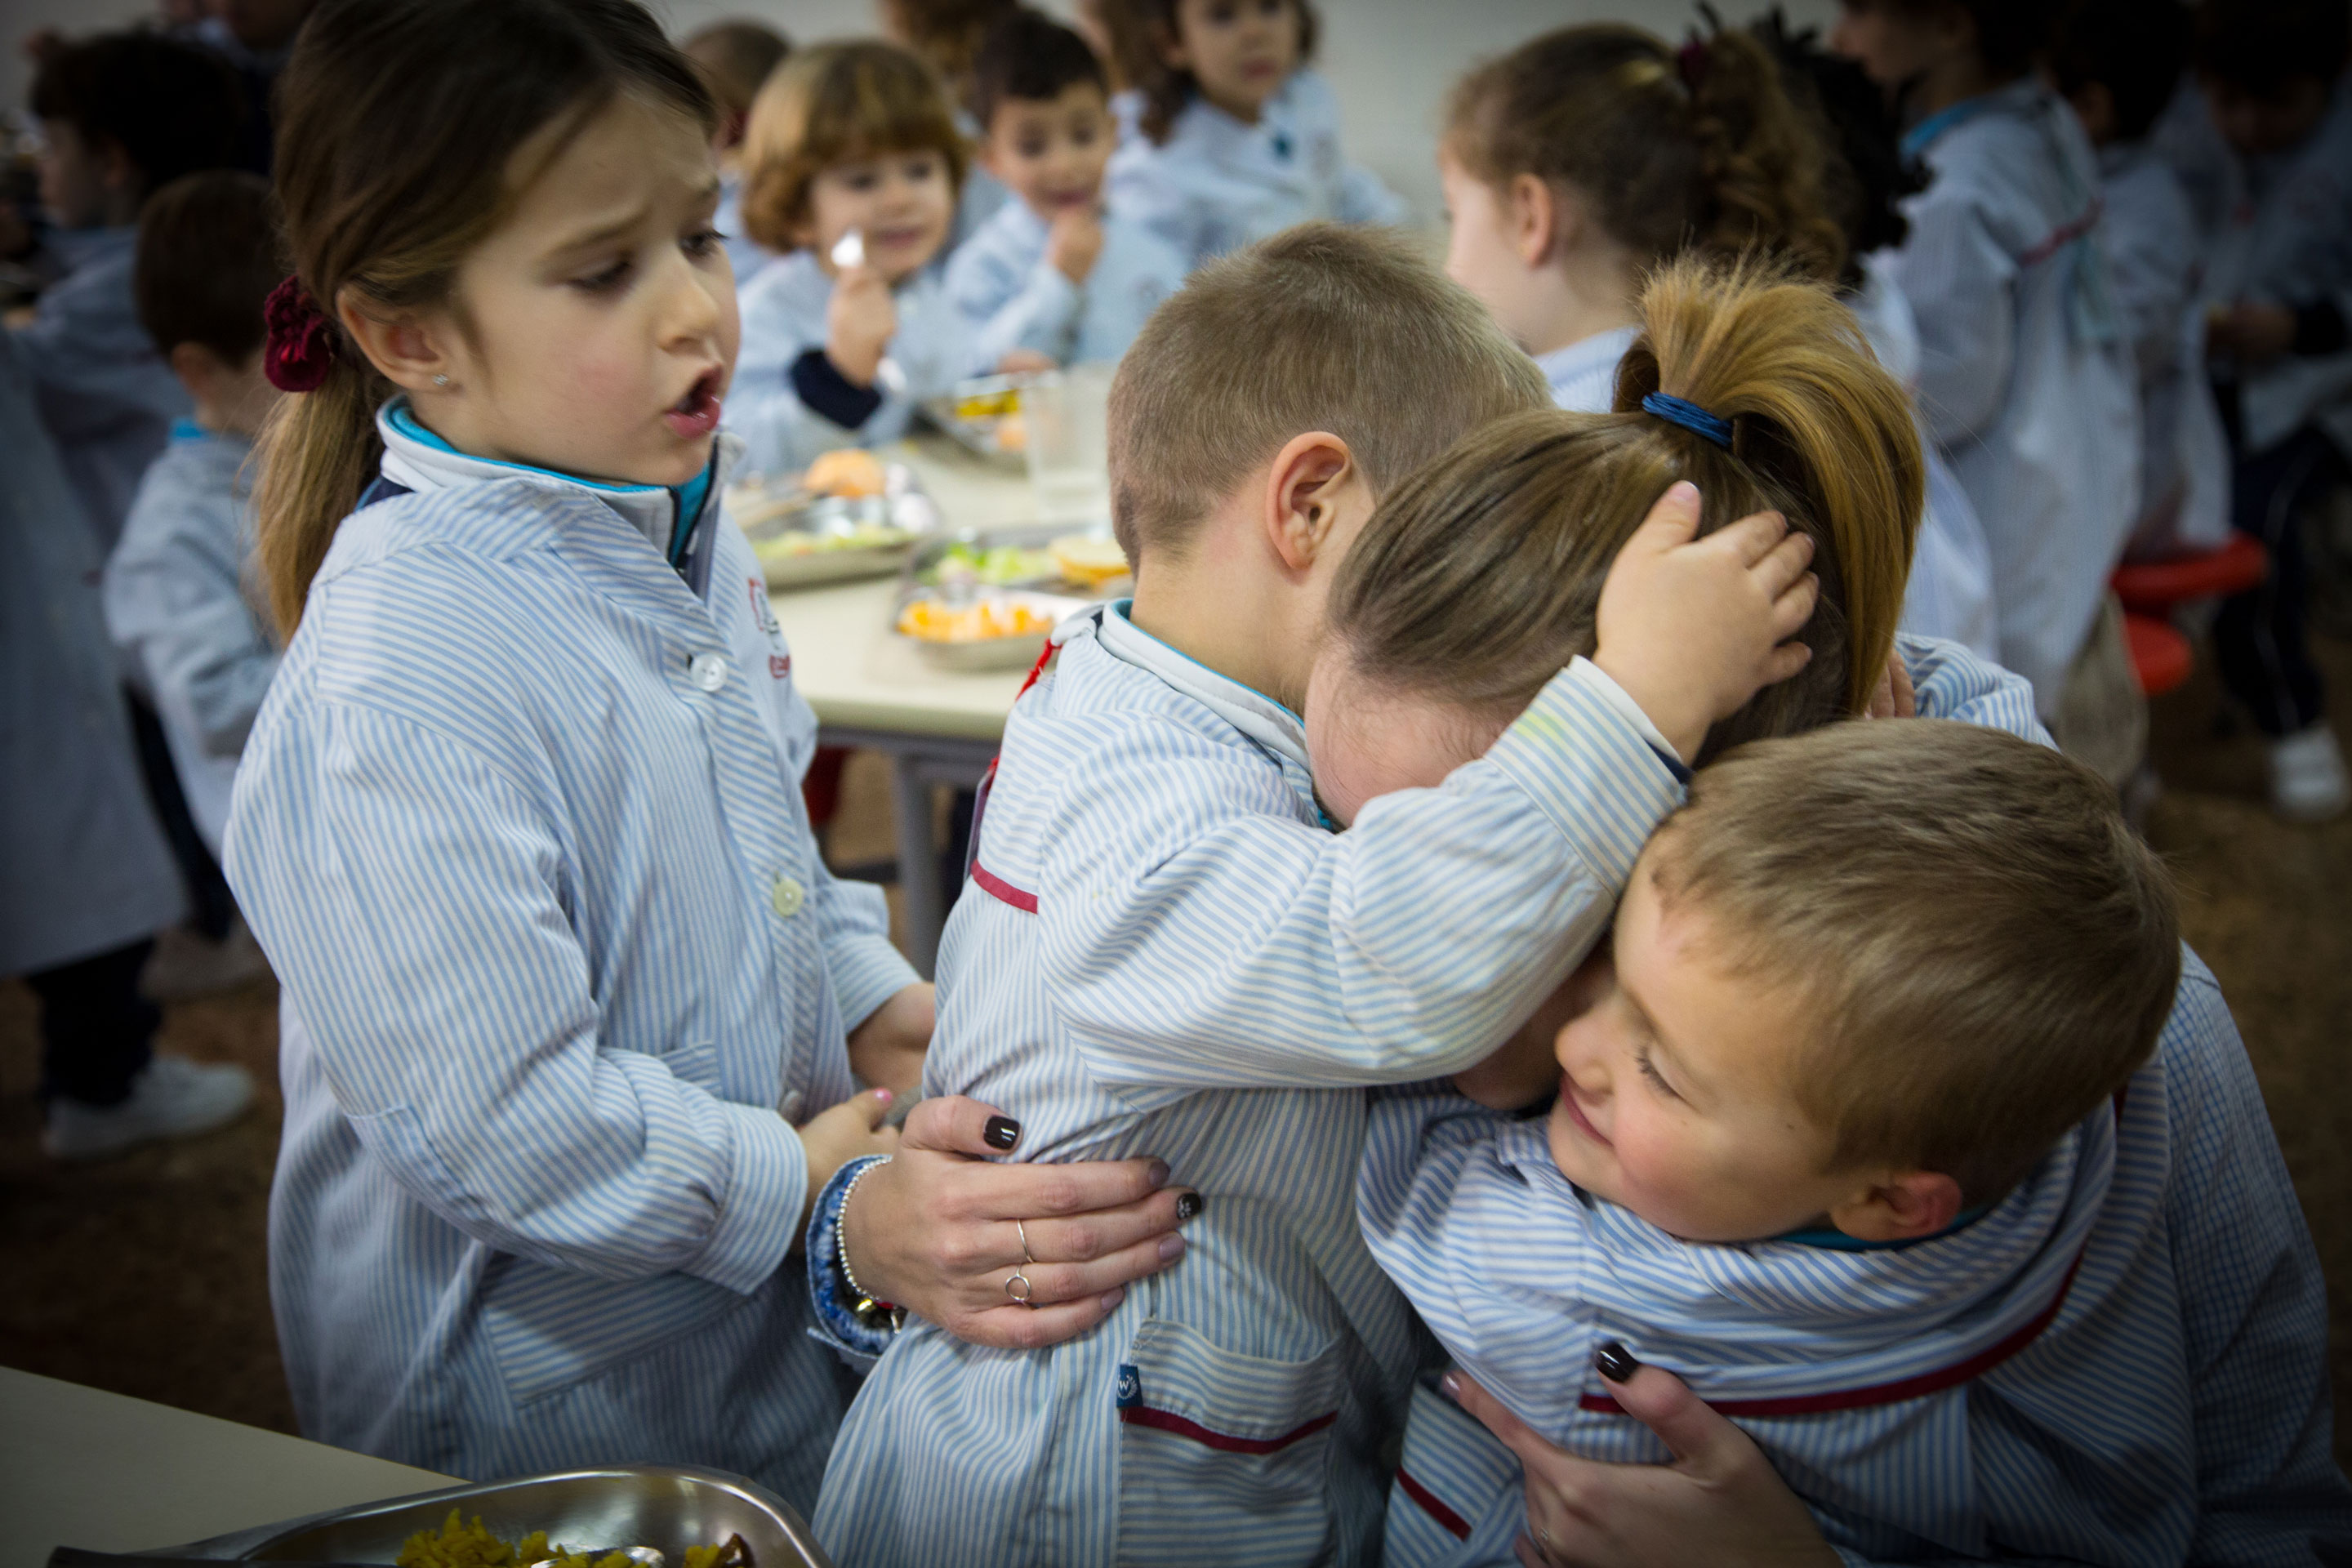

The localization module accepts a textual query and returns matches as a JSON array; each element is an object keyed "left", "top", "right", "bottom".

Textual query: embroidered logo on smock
[{"left": 1115, "top": 1364, "right": 1142, "bottom": 1409}]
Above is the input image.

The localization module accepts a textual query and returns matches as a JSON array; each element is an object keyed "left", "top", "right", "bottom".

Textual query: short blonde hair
[
  {"left": 1657, "top": 719, "right": 2180, "bottom": 1203},
  {"left": 739, "top": 40, "right": 967, "bottom": 252},
  {"left": 1106, "top": 223, "right": 1550, "bottom": 564}
]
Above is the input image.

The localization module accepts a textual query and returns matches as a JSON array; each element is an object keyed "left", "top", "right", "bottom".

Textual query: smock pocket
[
  {"left": 1384, "top": 1374, "right": 1524, "bottom": 1568},
  {"left": 1113, "top": 1316, "right": 1343, "bottom": 1567}
]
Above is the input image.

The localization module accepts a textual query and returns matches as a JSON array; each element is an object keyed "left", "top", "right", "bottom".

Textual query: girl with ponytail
[{"left": 225, "top": 0, "right": 1186, "bottom": 1506}]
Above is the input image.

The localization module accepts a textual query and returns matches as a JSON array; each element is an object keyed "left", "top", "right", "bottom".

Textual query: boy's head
[
  {"left": 30, "top": 32, "right": 244, "bottom": 230},
  {"left": 683, "top": 19, "right": 792, "bottom": 154},
  {"left": 1829, "top": 1, "right": 2048, "bottom": 93},
  {"left": 971, "top": 11, "right": 1115, "bottom": 222},
  {"left": 740, "top": 39, "right": 967, "bottom": 282},
  {"left": 2051, "top": 0, "right": 2189, "bottom": 147},
  {"left": 1108, "top": 222, "right": 1548, "bottom": 571},
  {"left": 1550, "top": 719, "right": 2179, "bottom": 1245},
  {"left": 136, "top": 170, "right": 283, "bottom": 435},
  {"left": 877, "top": 0, "right": 1021, "bottom": 99},
  {"left": 2193, "top": 0, "right": 2347, "bottom": 156}
]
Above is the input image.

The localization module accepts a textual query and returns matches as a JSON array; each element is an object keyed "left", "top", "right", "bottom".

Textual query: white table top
[
  {"left": 770, "top": 437, "right": 1085, "bottom": 745},
  {"left": 0, "top": 1367, "right": 456, "bottom": 1565}
]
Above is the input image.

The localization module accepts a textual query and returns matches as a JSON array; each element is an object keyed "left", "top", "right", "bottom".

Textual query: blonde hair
[
  {"left": 1660, "top": 719, "right": 2179, "bottom": 1201},
  {"left": 739, "top": 40, "right": 968, "bottom": 252},
  {"left": 1107, "top": 222, "right": 1549, "bottom": 564},
  {"left": 1328, "top": 254, "right": 1920, "bottom": 755},
  {"left": 1446, "top": 24, "right": 1846, "bottom": 281},
  {"left": 256, "top": 0, "right": 715, "bottom": 637}
]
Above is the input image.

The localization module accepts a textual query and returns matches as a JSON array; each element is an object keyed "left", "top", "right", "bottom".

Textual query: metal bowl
[{"left": 144, "top": 1465, "right": 831, "bottom": 1568}]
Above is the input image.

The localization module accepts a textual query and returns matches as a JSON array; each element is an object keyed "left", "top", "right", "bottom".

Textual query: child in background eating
[
  {"left": 682, "top": 18, "right": 792, "bottom": 285},
  {"left": 15, "top": 31, "right": 244, "bottom": 552},
  {"left": 104, "top": 171, "right": 283, "bottom": 859},
  {"left": 728, "top": 40, "right": 991, "bottom": 476},
  {"left": 945, "top": 11, "right": 1187, "bottom": 370},
  {"left": 1103, "top": 0, "right": 1405, "bottom": 269},
  {"left": 225, "top": 0, "right": 933, "bottom": 1508}
]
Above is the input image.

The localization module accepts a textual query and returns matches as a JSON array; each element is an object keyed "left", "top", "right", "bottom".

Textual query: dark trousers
[
  {"left": 25, "top": 938, "right": 158, "bottom": 1106},
  {"left": 2214, "top": 427, "right": 2341, "bottom": 737},
  {"left": 125, "top": 686, "right": 237, "bottom": 940}
]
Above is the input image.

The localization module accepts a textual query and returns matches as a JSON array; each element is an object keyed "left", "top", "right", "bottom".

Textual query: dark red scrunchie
[
  {"left": 263, "top": 274, "right": 336, "bottom": 393},
  {"left": 1677, "top": 38, "right": 1711, "bottom": 93}
]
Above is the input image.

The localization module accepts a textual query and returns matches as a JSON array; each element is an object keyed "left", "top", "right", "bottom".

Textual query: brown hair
[
  {"left": 682, "top": 18, "right": 791, "bottom": 121},
  {"left": 1107, "top": 222, "right": 1549, "bottom": 565},
  {"left": 30, "top": 31, "right": 243, "bottom": 200},
  {"left": 1115, "top": 0, "right": 1321, "bottom": 145},
  {"left": 1658, "top": 719, "right": 2180, "bottom": 1201},
  {"left": 1327, "top": 254, "right": 1920, "bottom": 755},
  {"left": 136, "top": 170, "right": 279, "bottom": 364},
  {"left": 255, "top": 0, "right": 716, "bottom": 636},
  {"left": 1445, "top": 24, "right": 1846, "bottom": 282},
  {"left": 880, "top": 0, "right": 1021, "bottom": 107},
  {"left": 738, "top": 40, "right": 969, "bottom": 252}
]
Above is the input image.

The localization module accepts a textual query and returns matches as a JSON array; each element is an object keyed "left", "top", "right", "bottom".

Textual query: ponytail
[
  {"left": 255, "top": 354, "right": 388, "bottom": 636},
  {"left": 1330, "top": 255, "right": 1920, "bottom": 759},
  {"left": 259, "top": 0, "right": 716, "bottom": 636},
  {"left": 1446, "top": 24, "right": 1845, "bottom": 282}
]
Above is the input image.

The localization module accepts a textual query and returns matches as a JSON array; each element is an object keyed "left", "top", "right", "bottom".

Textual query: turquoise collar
[
  {"left": 1778, "top": 1205, "right": 1989, "bottom": 1253},
  {"left": 1900, "top": 94, "right": 1998, "bottom": 161}
]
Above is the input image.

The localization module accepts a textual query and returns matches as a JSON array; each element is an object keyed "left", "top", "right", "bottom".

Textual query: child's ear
[
  {"left": 96, "top": 135, "right": 144, "bottom": 203},
  {"left": 335, "top": 291, "right": 456, "bottom": 394},
  {"left": 167, "top": 341, "right": 224, "bottom": 401},
  {"left": 1828, "top": 1169, "right": 1964, "bottom": 1243},
  {"left": 1260, "top": 430, "right": 1355, "bottom": 572},
  {"left": 1507, "top": 173, "right": 1558, "bottom": 269}
]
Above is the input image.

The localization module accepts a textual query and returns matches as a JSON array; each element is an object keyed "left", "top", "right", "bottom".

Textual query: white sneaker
[
  {"left": 43, "top": 1055, "right": 256, "bottom": 1161},
  {"left": 2271, "top": 721, "right": 2351, "bottom": 823}
]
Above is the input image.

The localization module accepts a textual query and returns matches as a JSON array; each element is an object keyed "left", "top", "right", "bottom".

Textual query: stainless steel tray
[
  {"left": 140, "top": 1465, "right": 831, "bottom": 1568},
  {"left": 919, "top": 375, "right": 1030, "bottom": 473},
  {"left": 730, "top": 466, "right": 944, "bottom": 592}
]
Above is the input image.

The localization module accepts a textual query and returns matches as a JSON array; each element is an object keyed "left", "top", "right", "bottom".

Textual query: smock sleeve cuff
[
  {"left": 830, "top": 933, "right": 922, "bottom": 1034},
  {"left": 804, "top": 1152, "right": 896, "bottom": 1368},
  {"left": 790, "top": 348, "right": 885, "bottom": 430},
  {"left": 1481, "top": 659, "right": 1688, "bottom": 893},
  {"left": 683, "top": 1100, "right": 807, "bottom": 1295}
]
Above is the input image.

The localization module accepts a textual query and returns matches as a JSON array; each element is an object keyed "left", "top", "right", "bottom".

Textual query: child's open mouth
[{"left": 665, "top": 371, "right": 722, "bottom": 439}]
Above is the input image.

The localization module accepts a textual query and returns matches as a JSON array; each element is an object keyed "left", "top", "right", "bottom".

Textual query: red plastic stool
[
  {"left": 803, "top": 744, "right": 851, "bottom": 827},
  {"left": 2111, "top": 532, "right": 2267, "bottom": 614},
  {"left": 2123, "top": 613, "right": 2194, "bottom": 697}
]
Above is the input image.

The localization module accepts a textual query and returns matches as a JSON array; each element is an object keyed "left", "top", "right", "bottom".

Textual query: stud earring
[{"left": 432, "top": 373, "right": 450, "bottom": 388}]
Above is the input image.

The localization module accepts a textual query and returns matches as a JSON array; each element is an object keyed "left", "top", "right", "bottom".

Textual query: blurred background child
[
  {"left": 730, "top": 39, "right": 990, "bottom": 474},
  {"left": 874, "top": 0, "right": 1017, "bottom": 244},
  {"left": 104, "top": 170, "right": 282, "bottom": 861},
  {"left": 2051, "top": 0, "right": 2234, "bottom": 568},
  {"left": 2182, "top": 0, "right": 2352, "bottom": 821},
  {"left": 946, "top": 11, "right": 1186, "bottom": 370},
  {"left": 682, "top": 18, "right": 792, "bottom": 284},
  {"left": 1104, "top": 0, "right": 1405, "bottom": 268},
  {"left": 1832, "top": 0, "right": 2145, "bottom": 788}
]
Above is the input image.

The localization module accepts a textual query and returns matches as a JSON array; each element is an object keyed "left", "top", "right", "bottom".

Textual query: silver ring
[
  {"left": 1004, "top": 1269, "right": 1033, "bottom": 1304},
  {"left": 1015, "top": 1217, "right": 1036, "bottom": 1266}
]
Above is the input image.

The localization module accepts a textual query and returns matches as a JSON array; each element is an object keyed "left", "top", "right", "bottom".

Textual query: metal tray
[
  {"left": 729, "top": 465, "right": 944, "bottom": 591},
  {"left": 138, "top": 1465, "right": 831, "bottom": 1568},
  {"left": 919, "top": 374, "right": 1031, "bottom": 473}
]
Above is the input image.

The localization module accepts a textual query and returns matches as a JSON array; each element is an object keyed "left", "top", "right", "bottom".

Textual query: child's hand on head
[
  {"left": 826, "top": 263, "right": 898, "bottom": 387},
  {"left": 1047, "top": 206, "right": 1105, "bottom": 285},
  {"left": 1592, "top": 481, "right": 1818, "bottom": 761}
]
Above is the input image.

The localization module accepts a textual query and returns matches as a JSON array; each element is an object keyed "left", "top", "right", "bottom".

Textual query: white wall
[{"left": 9, "top": 0, "right": 1841, "bottom": 220}]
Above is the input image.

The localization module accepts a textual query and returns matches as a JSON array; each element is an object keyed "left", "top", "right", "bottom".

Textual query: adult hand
[
  {"left": 1446, "top": 1356, "right": 1840, "bottom": 1568},
  {"left": 1047, "top": 207, "right": 1105, "bottom": 284},
  {"left": 826, "top": 263, "right": 897, "bottom": 387},
  {"left": 847, "top": 981, "right": 933, "bottom": 1097},
  {"left": 840, "top": 1094, "right": 1198, "bottom": 1349},
  {"left": 1592, "top": 483, "right": 1818, "bottom": 763}
]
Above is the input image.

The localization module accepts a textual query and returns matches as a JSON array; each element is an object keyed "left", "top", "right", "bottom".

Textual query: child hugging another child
[
  {"left": 1103, "top": 0, "right": 1405, "bottom": 269},
  {"left": 728, "top": 40, "right": 991, "bottom": 475},
  {"left": 1319, "top": 260, "right": 2350, "bottom": 1564},
  {"left": 813, "top": 225, "right": 1820, "bottom": 1567},
  {"left": 225, "top": 0, "right": 932, "bottom": 1508},
  {"left": 945, "top": 11, "right": 1187, "bottom": 372}
]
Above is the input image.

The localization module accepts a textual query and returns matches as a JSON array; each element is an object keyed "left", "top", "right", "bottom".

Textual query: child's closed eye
[{"left": 1636, "top": 1049, "right": 1682, "bottom": 1101}]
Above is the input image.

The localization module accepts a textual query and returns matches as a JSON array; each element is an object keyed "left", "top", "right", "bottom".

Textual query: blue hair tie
[{"left": 1642, "top": 392, "right": 1734, "bottom": 451}]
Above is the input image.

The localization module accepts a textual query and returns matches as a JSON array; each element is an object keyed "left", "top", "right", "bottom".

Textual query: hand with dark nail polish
[
  {"left": 1174, "top": 1191, "right": 1204, "bottom": 1222},
  {"left": 1594, "top": 1340, "right": 1642, "bottom": 1384},
  {"left": 982, "top": 1115, "right": 1020, "bottom": 1151}
]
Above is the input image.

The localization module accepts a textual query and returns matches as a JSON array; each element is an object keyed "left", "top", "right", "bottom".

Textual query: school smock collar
[
  {"left": 1535, "top": 326, "right": 1642, "bottom": 411},
  {"left": 1899, "top": 76, "right": 2040, "bottom": 160},
  {"left": 1087, "top": 599, "right": 1313, "bottom": 775},
  {"left": 374, "top": 396, "right": 729, "bottom": 569}
]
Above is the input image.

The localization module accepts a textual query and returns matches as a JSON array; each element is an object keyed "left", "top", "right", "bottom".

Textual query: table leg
[{"left": 888, "top": 755, "right": 944, "bottom": 979}]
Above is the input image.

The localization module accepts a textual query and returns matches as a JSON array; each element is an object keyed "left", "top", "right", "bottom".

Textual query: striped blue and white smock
[
  {"left": 813, "top": 603, "right": 1690, "bottom": 1567},
  {"left": 1884, "top": 79, "right": 2142, "bottom": 715},
  {"left": 1367, "top": 951, "right": 2352, "bottom": 1566},
  {"left": 223, "top": 410, "right": 916, "bottom": 1511}
]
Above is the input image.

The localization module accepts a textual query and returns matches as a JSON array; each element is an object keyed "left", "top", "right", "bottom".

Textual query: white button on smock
[
  {"left": 772, "top": 874, "right": 804, "bottom": 918},
  {"left": 689, "top": 652, "right": 729, "bottom": 691}
]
